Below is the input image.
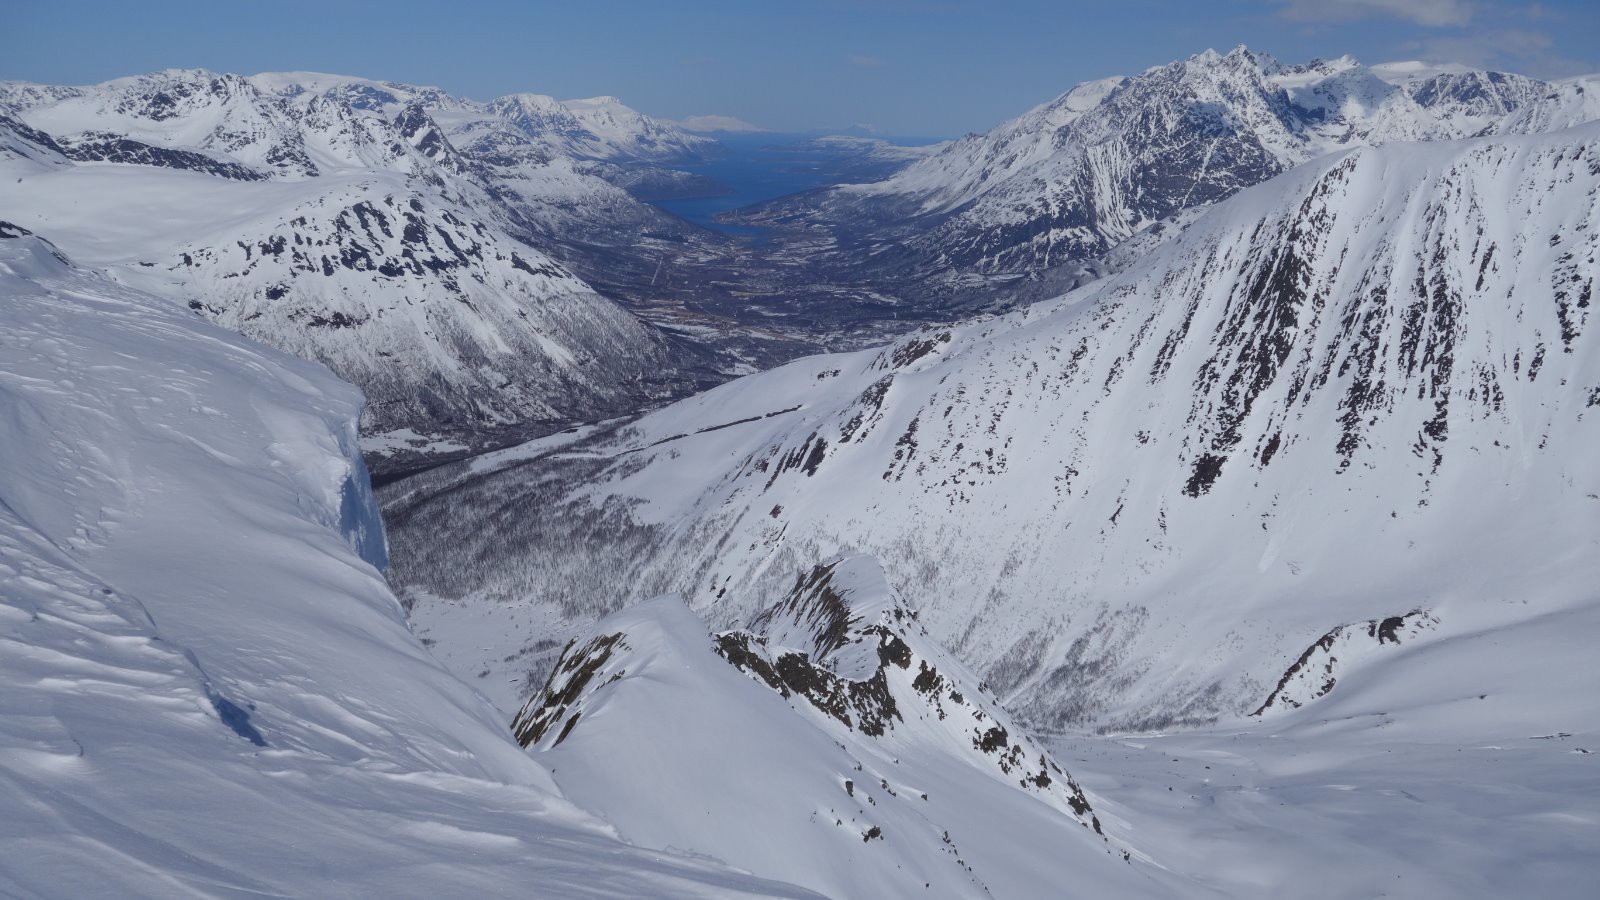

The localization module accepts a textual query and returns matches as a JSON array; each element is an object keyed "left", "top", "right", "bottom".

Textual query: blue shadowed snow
[
  {"left": 339, "top": 438, "right": 389, "bottom": 571},
  {"left": 212, "top": 695, "right": 267, "bottom": 747}
]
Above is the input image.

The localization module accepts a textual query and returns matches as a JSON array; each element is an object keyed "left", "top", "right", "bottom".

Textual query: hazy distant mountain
[{"left": 675, "top": 113, "right": 767, "bottom": 133}]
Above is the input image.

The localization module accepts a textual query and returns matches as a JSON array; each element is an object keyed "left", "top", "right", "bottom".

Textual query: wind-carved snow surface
[
  {"left": 386, "top": 123, "right": 1600, "bottom": 736},
  {"left": 511, "top": 556, "right": 1180, "bottom": 898},
  {"left": 0, "top": 229, "right": 813, "bottom": 898}
]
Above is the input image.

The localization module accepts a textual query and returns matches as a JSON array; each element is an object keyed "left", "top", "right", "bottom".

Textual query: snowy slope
[
  {"left": 0, "top": 225, "right": 810, "bottom": 899},
  {"left": 384, "top": 124, "right": 1600, "bottom": 737},
  {"left": 2, "top": 157, "right": 679, "bottom": 440},
  {"left": 0, "top": 85, "right": 699, "bottom": 462},
  {"left": 737, "top": 47, "right": 1590, "bottom": 285},
  {"left": 1495, "top": 74, "right": 1600, "bottom": 136},
  {"left": 0, "top": 112, "right": 72, "bottom": 172},
  {"left": 511, "top": 557, "right": 1179, "bottom": 898}
]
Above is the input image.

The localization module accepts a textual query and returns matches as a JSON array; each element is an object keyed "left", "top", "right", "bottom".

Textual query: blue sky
[{"left": 3, "top": 0, "right": 1595, "bottom": 137}]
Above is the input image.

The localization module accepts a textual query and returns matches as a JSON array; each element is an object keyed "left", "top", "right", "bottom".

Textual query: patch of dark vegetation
[
  {"left": 305, "top": 311, "right": 363, "bottom": 329},
  {"left": 622, "top": 406, "right": 804, "bottom": 455}
]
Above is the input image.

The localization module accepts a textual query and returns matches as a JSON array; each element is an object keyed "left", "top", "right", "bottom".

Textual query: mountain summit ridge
[{"left": 730, "top": 46, "right": 1591, "bottom": 307}]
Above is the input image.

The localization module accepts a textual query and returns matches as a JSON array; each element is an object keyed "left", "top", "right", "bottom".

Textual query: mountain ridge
[
  {"left": 384, "top": 121, "right": 1600, "bottom": 735},
  {"left": 728, "top": 46, "right": 1595, "bottom": 312}
]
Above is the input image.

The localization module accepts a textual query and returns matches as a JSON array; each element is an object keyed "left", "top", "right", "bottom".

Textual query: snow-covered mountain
[
  {"left": 511, "top": 556, "right": 1176, "bottom": 897},
  {"left": 0, "top": 72, "right": 719, "bottom": 466},
  {"left": 1, "top": 69, "right": 466, "bottom": 179},
  {"left": 383, "top": 122, "right": 1599, "bottom": 738},
  {"left": 0, "top": 69, "right": 714, "bottom": 175},
  {"left": 8, "top": 48, "right": 1598, "bottom": 899},
  {"left": 735, "top": 48, "right": 1596, "bottom": 302},
  {"left": 0, "top": 226, "right": 807, "bottom": 898},
  {"left": 484, "top": 92, "right": 717, "bottom": 163}
]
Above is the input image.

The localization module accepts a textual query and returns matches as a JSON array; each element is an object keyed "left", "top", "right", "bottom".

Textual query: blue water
[{"left": 652, "top": 132, "right": 937, "bottom": 239}]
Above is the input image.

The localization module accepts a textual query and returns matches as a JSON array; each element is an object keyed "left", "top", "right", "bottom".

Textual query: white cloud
[
  {"left": 1275, "top": 0, "right": 1476, "bottom": 27},
  {"left": 1403, "top": 27, "right": 1593, "bottom": 77}
]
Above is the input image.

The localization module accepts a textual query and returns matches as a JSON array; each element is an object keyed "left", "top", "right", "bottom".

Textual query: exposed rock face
[
  {"left": 510, "top": 557, "right": 1148, "bottom": 899},
  {"left": 1252, "top": 610, "right": 1440, "bottom": 716}
]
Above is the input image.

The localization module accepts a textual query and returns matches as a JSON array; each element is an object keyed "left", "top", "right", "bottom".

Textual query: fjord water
[{"left": 652, "top": 131, "right": 938, "bottom": 237}]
